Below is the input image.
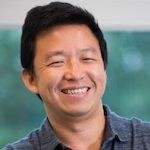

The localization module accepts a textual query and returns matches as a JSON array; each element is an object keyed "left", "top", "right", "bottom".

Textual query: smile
[{"left": 61, "top": 87, "right": 89, "bottom": 95}]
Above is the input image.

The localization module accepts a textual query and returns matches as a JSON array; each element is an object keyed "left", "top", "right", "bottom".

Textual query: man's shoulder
[
  {"left": 2, "top": 118, "right": 49, "bottom": 150},
  {"left": 3, "top": 138, "right": 31, "bottom": 150},
  {"left": 115, "top": 112, "right": 150, "bottom": 141},
  {"left": 2, "top": 118, "right": 60, "bottom": 150},
  {"left": 104, "top": 105, "right": 150, "bottom": 139},
  {"left": 119, "top": 117, "right": 150, "bottom": 148},
  {"left": 115, "top": 113, "right": 150, "bottom": 135},
  {"left": 3, "top": 129, "right": 40, "bottom": 150},
  {"left": 130, "top": 117, "right": 150, "bottom": 137},
  {"left": 103, "top": 105, "right": 150, "bottom": 149}
]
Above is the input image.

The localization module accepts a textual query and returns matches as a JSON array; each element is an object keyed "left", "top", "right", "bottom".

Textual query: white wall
[{"left": 0, "top": 0, "right": 150, "bottom": 31}]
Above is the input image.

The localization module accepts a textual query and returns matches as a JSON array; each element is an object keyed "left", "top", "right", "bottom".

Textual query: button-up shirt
[{"left": 3, "top": 105, "right": 150, "bottom": 150}]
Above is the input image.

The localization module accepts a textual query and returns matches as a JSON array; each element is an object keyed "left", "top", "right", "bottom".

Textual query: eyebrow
[{"left": 80, "top": 47, "right": 98, "bottom": 53}]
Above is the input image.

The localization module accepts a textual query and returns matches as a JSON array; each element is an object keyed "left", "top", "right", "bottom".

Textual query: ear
[{"left": 22, "top": 69, "right": 38, "bottom": 94}]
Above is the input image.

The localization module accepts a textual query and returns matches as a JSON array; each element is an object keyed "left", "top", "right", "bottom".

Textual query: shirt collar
[
  {"left": 103, "top": 105, "right": 131, "bottom": 142},
  {"left": 38, "top": 118, "right": 63, "bottom": 149},
  {"left": 39, "top": 105, "right": 131, "bottom": 149}
]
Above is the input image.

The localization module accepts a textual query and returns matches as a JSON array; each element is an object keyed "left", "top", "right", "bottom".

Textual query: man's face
[{"left": 23, "top": 24, "right": 106, "bottom": 119}]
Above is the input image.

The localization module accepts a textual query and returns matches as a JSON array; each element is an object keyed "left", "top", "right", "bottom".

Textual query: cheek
[
  {"left": 90, "top": 66, "right": 106, "bottom": 88},
  {"left": 36, "top": 70, "right": 59, "bottom": 91}
]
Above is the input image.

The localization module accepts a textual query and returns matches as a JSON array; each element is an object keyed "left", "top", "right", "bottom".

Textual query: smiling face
[{"left": 22, "top": 24, "right": 106, "bottom": 120}]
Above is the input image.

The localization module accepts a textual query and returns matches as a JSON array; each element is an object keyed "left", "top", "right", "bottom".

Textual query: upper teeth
[{"left": 62, "top": 88, "right": 88, "bottom": 94}]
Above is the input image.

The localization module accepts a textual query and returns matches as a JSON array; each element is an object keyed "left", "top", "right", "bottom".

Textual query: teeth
[{"left": 62, "top": 88, "right": 88, "bottom": 95}]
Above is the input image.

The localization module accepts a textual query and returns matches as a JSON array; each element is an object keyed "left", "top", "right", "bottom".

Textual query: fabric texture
[{"left": 3, "top": 105, "right": 150, "bottom": 150}]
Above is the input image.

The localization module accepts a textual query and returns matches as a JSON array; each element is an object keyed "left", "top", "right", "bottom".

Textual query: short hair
[{"left": 21, "top": 1, "right": 107, "bottom": 74}]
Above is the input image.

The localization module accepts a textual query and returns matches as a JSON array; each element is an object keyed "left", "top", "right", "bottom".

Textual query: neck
[{"left": 47, "top": 104, "right": 105, "bottom": 150}]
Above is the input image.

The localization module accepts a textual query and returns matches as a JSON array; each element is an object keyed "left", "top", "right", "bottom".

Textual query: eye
[
  {"left": 82, "top": 57, "right": 96, "bottom": 63},
  {"left": 47, "top": 61, "right": 65, "bottom": 67}
]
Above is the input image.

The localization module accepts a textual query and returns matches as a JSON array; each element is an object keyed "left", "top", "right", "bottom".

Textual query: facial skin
[{"left": 22, "top": 24, "right": 107, "bottom": 121}]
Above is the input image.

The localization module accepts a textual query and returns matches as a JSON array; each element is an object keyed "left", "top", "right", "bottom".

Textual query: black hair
[{"left": 21, "top": 1, "right": 107, "bottom": 74}]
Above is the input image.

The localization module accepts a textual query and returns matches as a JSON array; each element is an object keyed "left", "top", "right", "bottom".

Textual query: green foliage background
[{"left": 0, "top": 29, "right": 150, "bottom": 148}]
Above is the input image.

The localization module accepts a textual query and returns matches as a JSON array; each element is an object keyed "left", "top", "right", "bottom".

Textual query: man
[{"left": 4, "top": 1, "right": 150, "bottom": 150}]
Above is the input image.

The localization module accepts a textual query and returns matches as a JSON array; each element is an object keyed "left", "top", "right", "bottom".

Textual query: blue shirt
[{"left": 3, "top": 105, "right": 150, "bottom": 150}]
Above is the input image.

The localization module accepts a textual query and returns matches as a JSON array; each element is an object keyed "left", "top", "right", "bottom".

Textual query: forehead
[
  {"left": 35, "top": 24, "right": 100, "bottom": 57},
  {"left": 36, "top": 24, "right": 97, "bottom": 42}
]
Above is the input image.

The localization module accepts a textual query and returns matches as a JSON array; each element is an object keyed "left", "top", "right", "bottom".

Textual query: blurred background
[{"left": 0, "top": 0, "right": 150, "bottom": 148}]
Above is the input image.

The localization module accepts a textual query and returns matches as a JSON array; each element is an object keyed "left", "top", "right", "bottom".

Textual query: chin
[{"left": 63, "top": 106, "right": 93, "bottom": 118}]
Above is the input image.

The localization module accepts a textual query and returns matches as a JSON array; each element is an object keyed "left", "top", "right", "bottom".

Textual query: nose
[{"left": 64, "top": 59, "right": 84, "bottom": 81}]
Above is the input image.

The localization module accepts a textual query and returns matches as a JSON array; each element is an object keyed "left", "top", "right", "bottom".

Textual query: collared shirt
[{"left": 3, "top": 105, "right": 150, "bottom": 150}]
